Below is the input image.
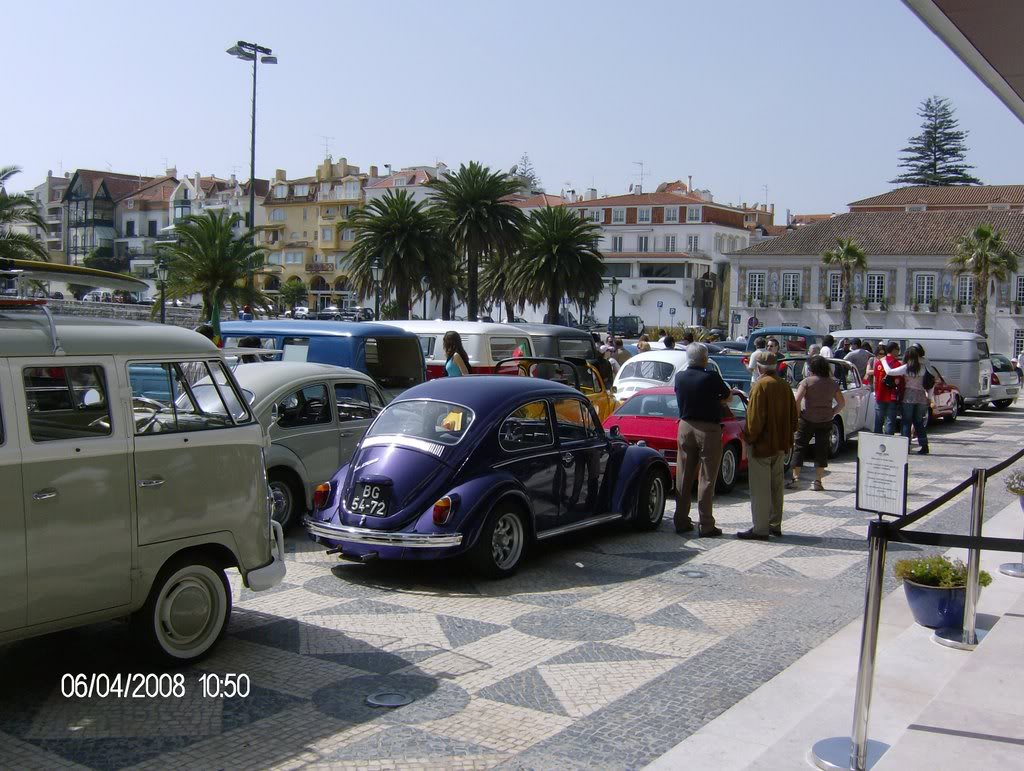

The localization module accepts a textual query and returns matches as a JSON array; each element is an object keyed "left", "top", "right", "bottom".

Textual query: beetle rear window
[
  {"left": 367, "top": 399, "right": 473, "bottom": 445},
  {"left": 619, "top": 360, "right": 674, "bottom": 382}
]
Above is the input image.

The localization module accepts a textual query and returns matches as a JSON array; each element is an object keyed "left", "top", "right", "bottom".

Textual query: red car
[{"left": 603, "top": 386, "right": 748, "bottom": 492}]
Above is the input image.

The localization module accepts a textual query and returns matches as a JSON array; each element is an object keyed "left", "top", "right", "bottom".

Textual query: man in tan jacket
[{"left": 739, "top": 353, "right": 798, "bottom": 540}]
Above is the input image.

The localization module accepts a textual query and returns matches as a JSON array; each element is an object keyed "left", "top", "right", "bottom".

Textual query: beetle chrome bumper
[{"left": 304, "top": 518, "right": 463, "bottom": 548}]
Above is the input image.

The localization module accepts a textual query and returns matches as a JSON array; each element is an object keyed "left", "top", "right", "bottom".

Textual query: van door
[
  {"left": 0, "top": 362, "right": 27, "bottom": 632},
  {"left": 16, "top": 358, "right": 132, "bottom": 624}
]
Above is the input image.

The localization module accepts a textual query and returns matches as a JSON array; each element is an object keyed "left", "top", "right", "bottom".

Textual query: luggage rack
[{"left": 0, "top": 299, "right": 64, "bottom": 355}]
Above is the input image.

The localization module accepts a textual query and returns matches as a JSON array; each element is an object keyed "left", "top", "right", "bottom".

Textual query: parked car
[
  {"left": 292, "top": 306, "right": 310, "bottom": 319},
  {"left": 612, "top": 349, "right": 724, "bottom": 403},
  {"left": 830, "top": 328, "right": 992, "bottom": 408},
  {"left": 744, "top": 326, "right": 821, "bottom": 353},
  {"left": 494, "top": 356, "right": 617, "bottom": 421},
  {"left": 316, "top": 305, "right": 344, "bottom": 320},
  {"left": 380, "top": 320, "right": 535, "bottom": 379},
  {"left": 716, "top": 341, "right": 746, "bottom": 352},
  {"left": 305, "top": 377, "right": 670, "bottom": 577},
  {"left": 603, "top": 387, "right": 748, "bottom": 492},
  {"left": 988, "top": 354, "right": 1020, "bottom": 409},
  {"left": 220, "top": 320, "right": 424, "bottom": 400},
  {"left": 711, "top": 353, "right": 752, "bottom": 394},
  {"left": 0, "top": 308, "right": 284, "bottom": 662},
  {"left": 225, "top": 362, "right": 388, "bottom": 529},
  {"left": 778, "top": 355, "right": 873, "bottom": 457},
  {"left": 341, "top": 306, "right": 376, "bottom": 322},
  {"left": 608, "top": 315, "right": 645, "bottom": 338}
]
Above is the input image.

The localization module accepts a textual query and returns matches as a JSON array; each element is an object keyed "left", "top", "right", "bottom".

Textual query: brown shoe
[
  {"left": 736, "top": 528, "right": 769, "bottom": 541},
  {"left": 699, "top": 526, "right": 723, "bottom": 537}
]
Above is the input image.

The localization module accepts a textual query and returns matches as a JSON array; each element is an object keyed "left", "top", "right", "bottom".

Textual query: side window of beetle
[
  {"left": 553, "top": 398, "right": 590, "bottom": 444},
  {"left": 499, "top": 400, "right": 553, "bottom": 451},
  {"left": 277, "top": 384, "right": 332, "bottom": 429},
  {"left": 335, "top": 382, "right": 373, "bottom": 422}
]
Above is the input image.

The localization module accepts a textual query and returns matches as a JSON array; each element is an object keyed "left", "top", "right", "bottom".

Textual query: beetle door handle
[
  {"left": 32, "top": 489, "right": 58, "bottom": 501},
  {"left": 138, "top": 478, "right": 165, "bottom": 488}
]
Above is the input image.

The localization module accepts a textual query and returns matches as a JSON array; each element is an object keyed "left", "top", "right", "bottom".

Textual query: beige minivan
[{"left": 0, "top": 310, "right": 285, "bottom": 663}]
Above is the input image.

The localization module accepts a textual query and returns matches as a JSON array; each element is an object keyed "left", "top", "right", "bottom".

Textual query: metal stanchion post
[
  {"left": 810, "top": 520, "right": 890, "bottom": 771},
  {"left": 934, "top": 467, "right": 989, "bottom": 650},
  {"left": 1000, "top": 497, "right": 1024, "bottom": 577}
]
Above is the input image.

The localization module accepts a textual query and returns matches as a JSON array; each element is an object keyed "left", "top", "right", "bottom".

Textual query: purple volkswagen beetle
[{"left": 304, "top": 376, "right": 670, "bottom": 577}]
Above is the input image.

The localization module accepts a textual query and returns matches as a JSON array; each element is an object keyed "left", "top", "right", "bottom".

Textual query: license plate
[
  {"left": 1008, "top": 388, "right": 1019, "bottom": 395},
  {"left": 350, "top": 483, "right": 390, "bottom": 517}
]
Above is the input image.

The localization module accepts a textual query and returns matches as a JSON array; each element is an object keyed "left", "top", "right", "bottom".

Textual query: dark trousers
[
  {"left": 675, "top": 419, "right": 722, "bottom": 533},
  {"left": 793, "top": 416, "right": 830, "bottom": 469},
  {"left": 901, "top": 402, "right": 929, "bottom": 450},
  {"left": 874, "top": 400, "right": 898, "bottom": 435}
]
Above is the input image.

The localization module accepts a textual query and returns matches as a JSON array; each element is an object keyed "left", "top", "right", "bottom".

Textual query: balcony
[
  {"left": 318, "top": 190, "right": 360, "bottom": 202},
  {"left": 46, "top": 213, "right": 61, "bottom": 224},
  {"left": 306, "top": 262, "right": 336, "bottom": 273}
]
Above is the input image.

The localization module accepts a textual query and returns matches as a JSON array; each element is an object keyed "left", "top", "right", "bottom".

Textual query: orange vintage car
[{"left": 493, "top": 357, "right": 617, "bottom": 421}]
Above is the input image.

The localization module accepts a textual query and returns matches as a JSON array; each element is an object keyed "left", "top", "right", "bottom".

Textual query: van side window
[
  {"left": 418, "top": 336, "right": 436, "bottom": 359},
  {"left": 491, "top": 336, "right": 531, "bottom": 361},
  {"left": 128, "top": 362, "right": 245, "bottom": 434},
  {"left": 281, "top": 337, "right": 310, "bottom": 362},
  {"left": 335, "top": 383, "right": 374, "bottom": 422},
  {"left": 277, "top": 384, "right": 332, "bottom": 428},
  {"left": 23, "top": 366, "right": 112, "bottom": 442}
]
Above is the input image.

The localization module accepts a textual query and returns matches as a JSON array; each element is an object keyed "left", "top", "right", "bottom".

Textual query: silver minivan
[
  {"left": 0, "top": 311, "right": 285, "bottom": 663},
  {"left": 831, "top": 328, "right": 993, "bottom": 408}
]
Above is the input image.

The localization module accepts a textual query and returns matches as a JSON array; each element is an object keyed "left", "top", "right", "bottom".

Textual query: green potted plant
[
  {"left": 930, "top": 298, "right": 939, "bottom": 313},
  {"left": 793, "top": 297, "right": 801, "bottom": 308},
  {"left": 894, "top": 555, "right": 992, "bottom": 629}
]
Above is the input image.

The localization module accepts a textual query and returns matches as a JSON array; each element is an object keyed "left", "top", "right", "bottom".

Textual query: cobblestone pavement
[{"left": 2, "top": 408, "right": 1021, "bottom": 770}]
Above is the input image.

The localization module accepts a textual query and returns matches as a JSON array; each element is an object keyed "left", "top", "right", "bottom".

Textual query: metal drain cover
[
  {"left": 681, "top": 569, "right": 707, "bottom": 578},
  {"left": 366, "top": 691, "right": 414, "bottom": 708}
]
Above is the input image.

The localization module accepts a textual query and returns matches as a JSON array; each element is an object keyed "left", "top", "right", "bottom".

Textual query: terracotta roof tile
[
  {"left": 735, "top": 210, "right": 1024, "bottom": 256},
  {"left": 365, "top": 168, "right": 436, "bottom": 189},
  {"left": 509, "top": 193, "right": 566, "bottom": 209},
  {"left": 849, "top": 185, "right": 1024, "bottom": 208}
]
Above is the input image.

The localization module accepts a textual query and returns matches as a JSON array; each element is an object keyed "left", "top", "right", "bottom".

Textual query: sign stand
[{"left": 811, "top": 433, "right": 908, "bottom": 771}]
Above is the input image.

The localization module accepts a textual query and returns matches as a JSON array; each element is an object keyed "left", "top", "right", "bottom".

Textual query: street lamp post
[
  {"left": 156, "top": 258, "right": 169, "bottom": 325},
  {"left": 609, "top": 277, "right": 620, "bottom": 336},
  {"left": 227, "top": 40, "right": 277, "bottom": 289},
  {"left": 422, "top": 275, "right": 429, "bottom": 320},
  {"left": 371, "top": 257, "right": 383, "bottom": 320}
]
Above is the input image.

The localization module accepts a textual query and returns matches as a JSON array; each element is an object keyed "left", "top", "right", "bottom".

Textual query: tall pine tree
[
  {"left": 891, "top": 96, "right": 982, "bottom": 186},
  {"left": 515, "top": 152, "right": 543, "bottom": 193}
]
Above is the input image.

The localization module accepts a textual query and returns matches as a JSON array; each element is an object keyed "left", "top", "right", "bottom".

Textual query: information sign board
[{"left": 856, "top": 433, "right": 909, "bottom": 517}]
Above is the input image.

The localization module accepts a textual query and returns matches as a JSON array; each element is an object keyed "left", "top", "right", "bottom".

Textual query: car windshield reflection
[{"left": 367, "top": 399, "right": 474, "bottom": 446}]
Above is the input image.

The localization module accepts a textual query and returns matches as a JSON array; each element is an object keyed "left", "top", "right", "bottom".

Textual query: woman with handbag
[{"left": 873, "top": 342, "right": 903, "bottom": 435}]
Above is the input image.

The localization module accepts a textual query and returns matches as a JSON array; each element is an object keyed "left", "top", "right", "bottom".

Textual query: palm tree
[
  {"left": 508, "top": 206, "right": 604, "bottom": 324},
  {"left": 0, "top": 165, "right": 48, "bottom": 261},
  {"left": 821, "top": 237, "right": 868, "bottom": 329},
  {"left": 341, "top": 190, "right": 440, "bottom": 321},
  {"left": 948, "top": 223, "right": 1019, "bottom": 337},
  {"left": 157, "top": 210, "right": 267, "bottom": 321},
  {"left": 278, "top": 277, "right": 308, "bottom": 314},
  {"left": 428, "top": 161, "right": 525, "bottom": 320},
  {"left": 480, "top": 248, "right": 523, "bottom": 323}
]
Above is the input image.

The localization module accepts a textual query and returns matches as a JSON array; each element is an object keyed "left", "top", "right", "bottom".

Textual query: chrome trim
[
  {"left": 493, "top": 448, "right": 564, "bottom": 467},
  {"left": 535, "top": 512, "right": 623, "bottom": 540},
  {"left": 361, "top": 435, "right": 445, "bottom": 456},
  {"left": 304, "top": 517, "right": 463, "bottom": 548},
  {"left": 137, "top": 478, "right": 165, "bottom": 488}
]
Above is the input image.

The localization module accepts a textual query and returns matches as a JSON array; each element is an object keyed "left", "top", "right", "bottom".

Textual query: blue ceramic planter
[{"left": 902, "top": 580, "right": 966, "bottom": 629}]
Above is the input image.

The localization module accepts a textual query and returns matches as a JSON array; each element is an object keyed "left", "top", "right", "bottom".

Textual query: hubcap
[
  {"left": 830, "top": 424, "right": 841, "bottom": 455},
  {"left": 270, "top": 482, "right": 291, "bottom": 525},
  {"left": 721, "top": 449, "right": 736, "bottom": 486},
  {"left": 648, "top": 475, "right": 665, "bottom": 521},
  {"left": 491, "top": 513, "right": 524, "bottom": 570}
]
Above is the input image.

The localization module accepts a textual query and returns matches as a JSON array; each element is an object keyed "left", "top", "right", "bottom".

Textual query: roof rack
[{"left": 0, "top": 299, "right": 64, "bottom": 355}]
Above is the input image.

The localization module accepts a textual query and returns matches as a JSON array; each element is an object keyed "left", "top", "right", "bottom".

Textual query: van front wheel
[{"left": 134, "top": 554, "right": 232, "bottom": 664}]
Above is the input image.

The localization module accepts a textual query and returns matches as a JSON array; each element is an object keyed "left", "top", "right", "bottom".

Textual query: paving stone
[{"left": 510, "top": 609, "right": 636, "bottom": 642}]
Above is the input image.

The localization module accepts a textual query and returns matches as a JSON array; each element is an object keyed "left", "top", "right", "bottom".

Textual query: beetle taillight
[
  {"left": 992, "top": 373, "right": 1001, "bottom": 385},
  {"left": 313, "top": 482, "right": 332, "bottom": 510},
  {"left": 432, "top": 496, "right": 455, "bottom": 525}
]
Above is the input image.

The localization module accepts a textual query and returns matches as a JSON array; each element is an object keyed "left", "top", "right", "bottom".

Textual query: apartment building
[
  {"left": 730, "top": 209, "right": 1024, "bottom": 355},
  {"left": 115, "top": 174, "right": 179, "bottom": 279},
  {"left": 257, "top": 157, "right": 379, "bottom": 310},
  {"left": 169, "top": 173, "right": 269, "bottom": 230},
  {"left": 14, "top": 171, "right": 70, "bottom": 264},
  {"left": 363, "top": 164, "right": 445, "bottom": 205}
]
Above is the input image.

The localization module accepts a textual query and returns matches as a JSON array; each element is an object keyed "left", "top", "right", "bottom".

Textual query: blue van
[
  {"left": 220, "top": 320, "right": 425, "bottom": 397},
  {"left": 744, "top": 326, "right": 822, "bottom": 353}
]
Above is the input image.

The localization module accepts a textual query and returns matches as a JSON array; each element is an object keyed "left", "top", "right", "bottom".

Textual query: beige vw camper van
[{"left": 0, "top": 307, "right": 285, "bottom": 662}]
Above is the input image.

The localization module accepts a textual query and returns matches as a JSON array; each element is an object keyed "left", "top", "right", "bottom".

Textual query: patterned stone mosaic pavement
[{"left": 1, "top": 407, "right": 1021, "bottom": 770}]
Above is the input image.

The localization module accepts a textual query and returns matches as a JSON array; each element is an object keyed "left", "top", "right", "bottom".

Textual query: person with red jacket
[{"left": 873, "top": 341, "right": 903, "bottom": 434}]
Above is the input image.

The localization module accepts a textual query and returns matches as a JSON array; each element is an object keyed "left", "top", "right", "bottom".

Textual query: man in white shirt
[{"left": 820, "top": 334, "right": 835, "bottom": 359}]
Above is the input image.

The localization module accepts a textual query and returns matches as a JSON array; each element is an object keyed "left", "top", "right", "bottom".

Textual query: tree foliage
[
  {"left": 428, "top": 161, "right": 525, "bottom": 320},
  {"left": 507, "top": 206, "right": 604, "bottom": 325},
  {"left": 278, "top": 277, "right": 308, "bottom": 312},
  {"left": 948, "top": 223, "right": 1018, "bottom": 337},
  {"left": 821, "top": 238, "right": 868, "bottom": 329},
  {"left": 515, "top": 152, "right": 543, "bottom": 193},
  {"left": 891, "top": 96, "right": 982, "bottom": 186},
  {"left": 0, "top": 165, "right": 48, "bottom": 261},
  {"left": 156, "top": 210, "right": 267, "bottom": 320}
]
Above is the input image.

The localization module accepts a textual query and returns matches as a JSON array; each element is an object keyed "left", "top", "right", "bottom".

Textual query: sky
[{"left": 6, "top": 0, "right": 1024, "bottom": 220}]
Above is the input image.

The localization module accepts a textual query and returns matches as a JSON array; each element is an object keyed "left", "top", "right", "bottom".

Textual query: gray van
[{"left": 1, "top": 311, "right": 285, "bottom": 662}]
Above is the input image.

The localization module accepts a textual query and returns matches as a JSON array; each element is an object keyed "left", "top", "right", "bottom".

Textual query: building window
[
  {"left": 866, "top": 273, "right": 886, "bottom": 303},
  {"left": 603, "top": 263, "right": 630, "bottom": 278},
  {"left": 612, "top": 208, "right": 625, "bottom": 224},
  {"left": 748, "top": 271, "right": 766, "bottom": 301},
  {"left": 125, "top": 220, "right": 135, "bottom": 237},
  {"left": 664, "top": 206, "right": 678, "bottom": 223},
  {"left": 294, "top": 184, "right": 309, "bottom": 197},
  {"left": 284, "top": 251, "right": 303, "bottom": 264},
  {"left": 589, "top": 209, "right": 603, "bottom": 223},
  {"left": 1016, "top": 276, "right": 1024, "bottom": 306},
  {"left": 686, "top": 234, "right": 700, "bottom": 253},
  {"left": 686, "top": 205, "right": 702, "bottom": 223},
  {"left": 957, "top": 275, "right": 975, "bottom": 304},
  {"left": 1015, "top": 330, "right": 1024, "bottom": 359},
  {"left": 148, "top": 220, "right": 158, "bottom": 237},
  {"left": 915, "top": 273, "right": 936, "bottom": 304},
  {"left": 611, "top": 235, "right": 623, "bottom": 252},
  {"left": 321, "top": 227, "right": 332, "bottom": 241},
  {"left": 274, "top": 184, "right": 287, "bottom": 198},
  {"left": 637, "top": 207, "right": 651, "bottom": 223},
  {"left": 341, "top": 229, "right": 354, "bottom": 241},
  {"left": 906, "top": 204, "right": 926, "bottom": 212},
  {"left": 636, "top": 235, "right": 649, "bottom": 253},
  {"left": 271, "top": 208, "right": 286, "bottom": 222},
  {"left": 664, "top": 235, "right": 676, "bottom": 252},
  {"left": 828, "top": 273, "right": 843, "bottom": 303},
  {"left": 782, "top": 271, "right": 801, "bottom": 301},
  {"left": 343, "top": 181, "right": 360, "bottom": 199},
  {"left": 640, "top": 263, "right": 689, "bottom": 279}
]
